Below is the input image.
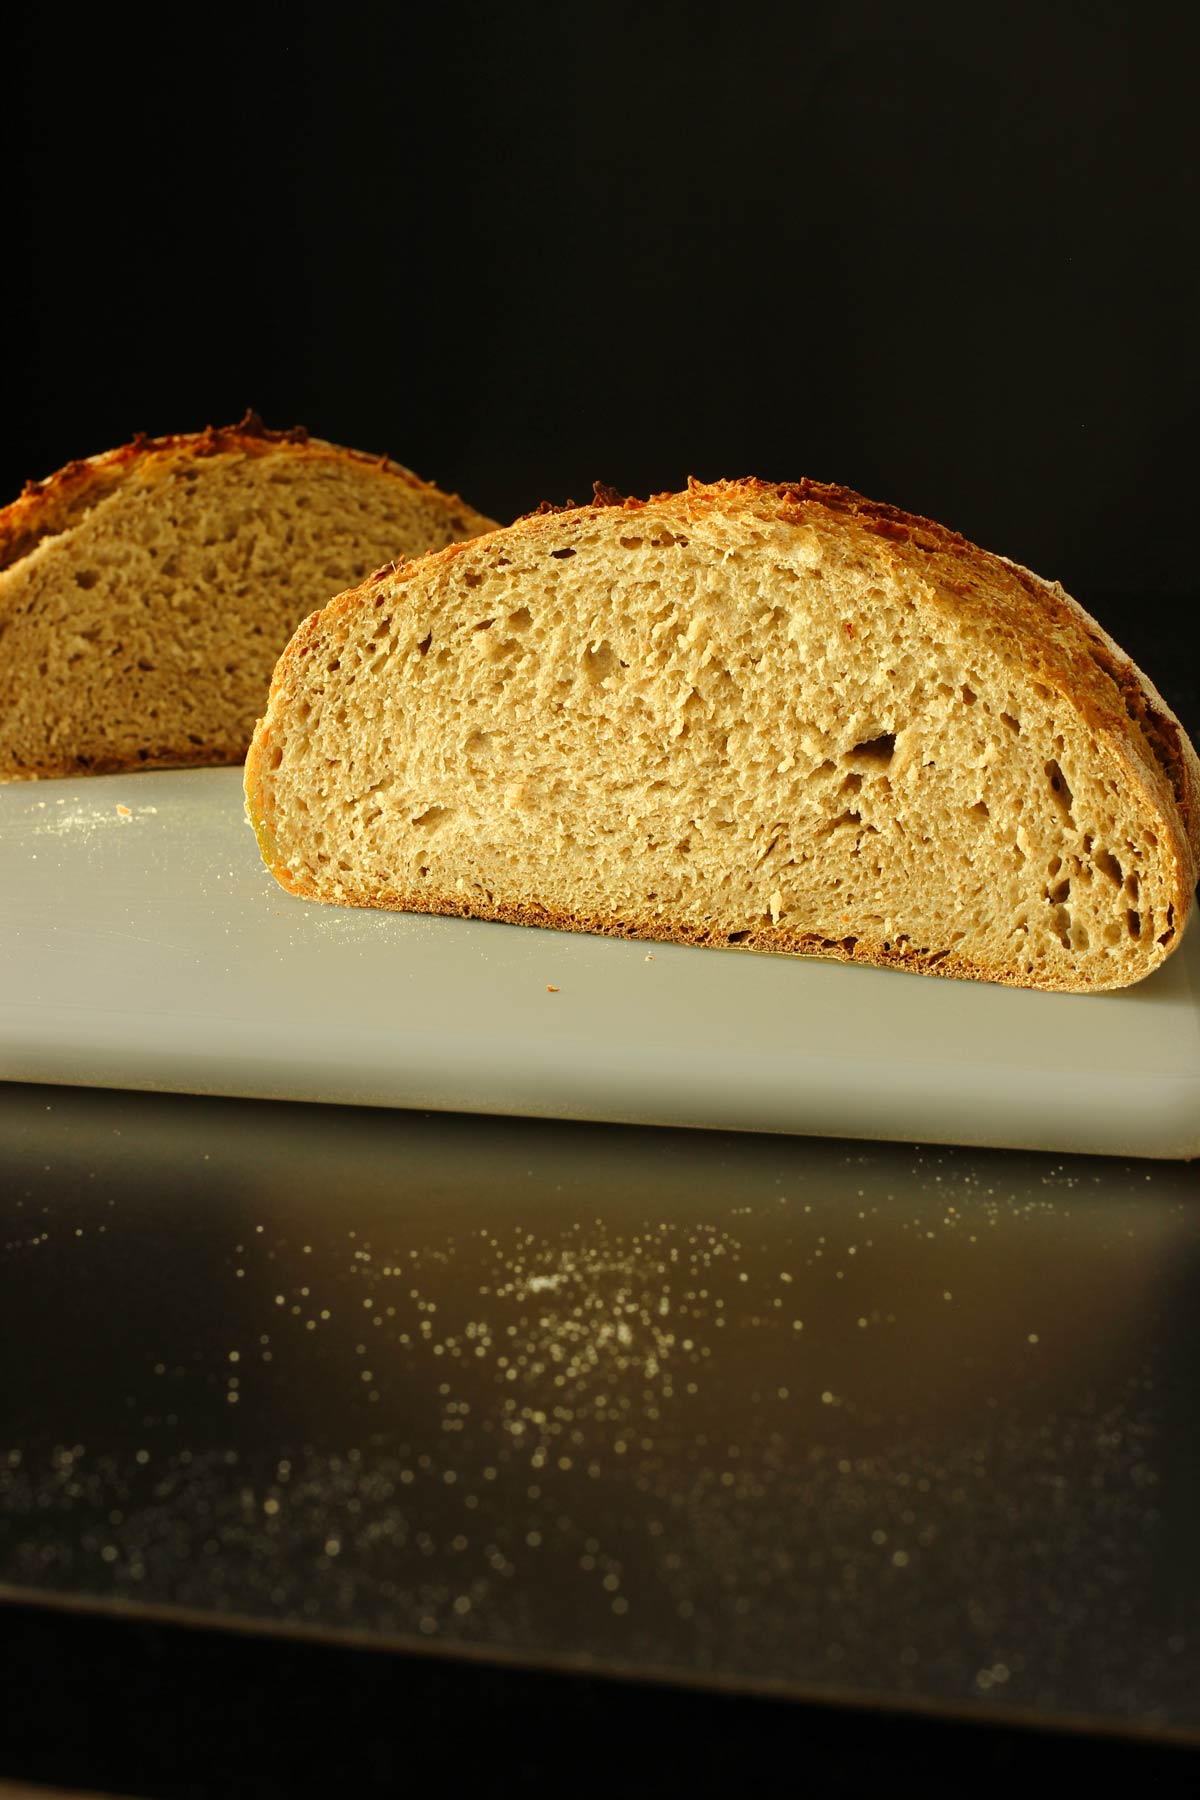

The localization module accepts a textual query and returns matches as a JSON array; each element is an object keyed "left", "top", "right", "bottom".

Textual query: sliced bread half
[
  {"left": 245, "top": 478, "right": 1200, "bottom": 991},
  {"left": 0, "top": 413, "right": 498, "bottom": 779}
]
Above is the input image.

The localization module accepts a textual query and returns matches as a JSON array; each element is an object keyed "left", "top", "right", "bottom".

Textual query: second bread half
[{"left": 0, "top": 413, "right": 497, "bottom": 780}]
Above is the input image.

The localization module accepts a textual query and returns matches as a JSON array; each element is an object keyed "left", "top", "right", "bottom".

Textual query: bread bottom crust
[
  {"left": 260, "top": 863, "right": 1136, "bottom": 992},
  {"left": 1, "top": 742, "right": 243, "bottom": 782}
]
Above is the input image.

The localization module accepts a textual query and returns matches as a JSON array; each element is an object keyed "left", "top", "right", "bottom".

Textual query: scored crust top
[{"left": 0, "top": 409, "right": 495, "bottom": 574}]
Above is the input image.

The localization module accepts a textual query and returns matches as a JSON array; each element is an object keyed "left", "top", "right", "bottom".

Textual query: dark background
[
  {"left": 4, "top": 12, "right": 1200, "bottom": 1788},
  {"left": 4, "top": 0, "right": 1199, "bottom": 616}
]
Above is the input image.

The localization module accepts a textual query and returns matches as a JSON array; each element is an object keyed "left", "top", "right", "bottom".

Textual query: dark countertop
[
  {"left": 2, "top": 1086, "right": 1200, "bottom": 1794},
  {"left": 2, "top": 593, "right": 1198, "bottom": 1795}
]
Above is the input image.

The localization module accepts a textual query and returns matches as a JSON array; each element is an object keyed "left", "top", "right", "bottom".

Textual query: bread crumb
[
  {"left": 546, "top": 984, "right": 559, "bottom": 993},
  {"left": 246, "top": 475, "right": 1197, "bottom": 994},
  {"left": 116, "top": 804, "right": 131, "bottom": 817}
]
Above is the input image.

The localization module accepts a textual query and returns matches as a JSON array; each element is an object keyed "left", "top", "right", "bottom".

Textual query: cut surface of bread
[
  {"left": 0, "top": 414, "right": 498, "bottom": 779},
  {"left": 245, "top": 478, "right": 1200, "bottom": 992}
]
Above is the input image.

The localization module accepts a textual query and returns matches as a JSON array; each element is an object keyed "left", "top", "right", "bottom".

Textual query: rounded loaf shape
[
  {"left": 0, "top": 413, "right": 498, "bottom": 780},
  {"left": 245, "top": 477, "right": 1200, "bottom": 991}
]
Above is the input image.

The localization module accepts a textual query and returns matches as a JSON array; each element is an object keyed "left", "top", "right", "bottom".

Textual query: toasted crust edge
[{"left": 0, "top": 409, "right": 497, "bottom": 575}]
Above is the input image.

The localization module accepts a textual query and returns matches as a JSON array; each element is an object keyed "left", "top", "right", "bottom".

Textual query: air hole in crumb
[
  {"left": 508, "top": 607, "right": 533, "bottom": 630},
  {"left": 474, "top": 618, "right": 496, "bottom": 631},
  {"left": 1044, "top": 759, "right": 1074, "bottom": 818},
  {"left": 74, "top": 569, "right": 99, "bottom": 590},
  {"left": 841, "top": 771, "right": 863, "bottom": 796},
  {"left": 969, "top": 801, "right": 989, "bottom": 821},
  {"left": 466, "top": 730, "right": 494, "bottom": 755},
  {"left": 848, "top": 732, "right": 895, "bottom": 762},
  {"left": 550, "top": 547, "right": 576, "bottom": 559},
  {"left": 1000, "top": 712, "right": 1021, "bottom": 733},
  {"left": 412, "top": 805, "right": 451, "bottom": 831},
  {"left": 417, "top": 632, "right": 433, "bottom": 657},
  {"left": 619, "top": 536, "right": 644, "bottom": 549},
  {"left": 1095, "top": 849, "right": 1123, "bottom": 885},
  {"left": 584, "top": 640, "right": 620, "bottom": 682},
  {"left": 727, "top": 930, "right": 750, "bottom": 944},
  {"left": 961, "top": 684, "right": 977, "bottom": 705},
  {"left": 463, "top": 570, "right": 482, "bottom": 589},
  {"left": 842, "top": 936, "right": 858, "bottom": 954},
  {"left": 1127, "top": 909, "right": 1141, "bottom": 939},
  {"left": 1047, "top": 878, "right": 1071, "bottom": 905}
]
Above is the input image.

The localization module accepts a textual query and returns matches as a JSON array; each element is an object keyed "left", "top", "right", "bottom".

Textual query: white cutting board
[{"left": 1, "top": 768, "right": 1198, "bottom": 1158}]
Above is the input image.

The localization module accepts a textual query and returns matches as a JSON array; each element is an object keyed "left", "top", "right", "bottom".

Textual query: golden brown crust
[
  {"left": 0, "top": 409, "right": 495, "bottom": 575},
  {"left": 246, "top": 476, "right": 1200, "bottom": 989}
]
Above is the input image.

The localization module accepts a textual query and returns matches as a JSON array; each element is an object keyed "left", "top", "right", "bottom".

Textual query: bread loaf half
[
  {"left": 245, "top": 478, "right": 1200, "bottom": 991},
  {"left": 0, "top": 413, "right": 497, "bottom": 779}
]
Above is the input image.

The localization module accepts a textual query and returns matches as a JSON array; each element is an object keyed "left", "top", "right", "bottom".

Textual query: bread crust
[
  {"left": 0, "top": 409, "right": 494, "bottom": 575},
  {"left": 246, "top": 476, "right": 1200, "bottom": 991}
]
